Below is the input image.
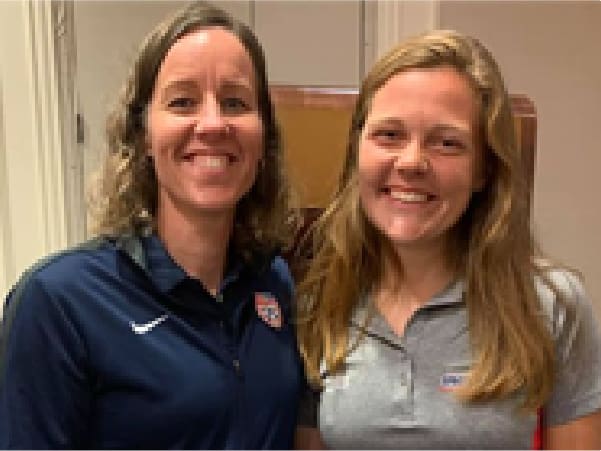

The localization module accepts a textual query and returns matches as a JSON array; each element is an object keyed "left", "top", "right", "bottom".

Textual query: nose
[
  {"left": 393, "top": 139, "right": 429, "bottom": 174},
  {"left": 193, "top": 96, "right": 229, "bottom": 137}
]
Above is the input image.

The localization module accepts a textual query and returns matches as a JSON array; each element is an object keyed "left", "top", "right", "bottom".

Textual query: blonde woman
[
  {"left": 296, "top": 30, "right": 601, "bottom": 449},
  {"left": 0, "top": 2, "right": 302, "bottom": 448}
]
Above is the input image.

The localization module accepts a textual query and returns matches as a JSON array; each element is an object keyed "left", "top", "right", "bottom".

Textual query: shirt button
[{"left": 233, "top": 359, "right": 240, "bottom": 372}]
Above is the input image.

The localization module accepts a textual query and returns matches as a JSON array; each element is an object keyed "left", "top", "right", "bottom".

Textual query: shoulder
[
  {"left": 269, "top": 255, "right": 294, "bottom": 287},
  {"left": 10, "top": 237, "right": 115, "bottom": 294},
  {"left": 534, "top": 265, "right": 589, "bottom": 338},
  {"left": 4, "top": 237, "right": 118, "bottom": 317},
  {"left": 535, "top": 264, "right": 584, "bottom": 300},
  {"left": 257, "top": 255, "right": 294, "bottom": 308},
  {"left": 2, "top": 238, "right": 123, "bottom": 360},
  {"left": 534, "top": 263, "right": 601, "bottom": 366},
  {"left": 534, "top": 265, "right": 601, "bottom": 425}
]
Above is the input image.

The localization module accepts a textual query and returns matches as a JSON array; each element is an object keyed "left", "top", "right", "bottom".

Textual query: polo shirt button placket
[{"left": 214, "top": 290, "right": 241, "bottom": 378}]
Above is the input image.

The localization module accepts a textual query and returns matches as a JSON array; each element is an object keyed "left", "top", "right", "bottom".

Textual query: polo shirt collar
[
  {"left": 353, "top": 278, "right": 466, "bottom": 324},
  {"left": 116, "top": 233, "right": 249, "bottom": 294},
  {"left": 422, "top": 278, "right": 465, "bottom": 309},
  {"left": 142, "top": 234, "right": 188, "bottom": 293}
]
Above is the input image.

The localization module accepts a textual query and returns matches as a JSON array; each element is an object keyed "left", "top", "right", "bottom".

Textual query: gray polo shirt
[{"left": 300, "top": 269, "right": 601, "bottom": 449}]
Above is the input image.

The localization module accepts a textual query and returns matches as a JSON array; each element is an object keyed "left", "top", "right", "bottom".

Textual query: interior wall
[
  {"left": 0, "top": 70, "right": 9, "bottom": 298},
  {"left": 439, "top": 1, "right": 601, "bottom": 318},
  {"left": 75, "top": 0, "right": 188, "bottom": 185},
  {"left": 253, "top": 1, "right": 362, "bottom": 86}
]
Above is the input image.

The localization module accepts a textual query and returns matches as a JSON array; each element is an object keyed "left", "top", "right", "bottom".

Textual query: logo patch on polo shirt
[
  {"left": 439, "top": 362, "right": 471, "bottom": 392},
  {"left": 439, "top": 369, "right": 469, "bottom": 391},
  {"left": 254, "top": 292, "right": 282, "bottom": 329}
]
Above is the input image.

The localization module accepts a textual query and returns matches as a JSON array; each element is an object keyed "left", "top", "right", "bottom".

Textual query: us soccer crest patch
[{"left": 254, "top": 292, "right": 282, "bottom": 329}]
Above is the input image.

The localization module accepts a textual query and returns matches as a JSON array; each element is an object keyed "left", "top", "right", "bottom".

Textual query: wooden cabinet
[{"left": 271, "top": 85, "right": 537, "bottom": 209}]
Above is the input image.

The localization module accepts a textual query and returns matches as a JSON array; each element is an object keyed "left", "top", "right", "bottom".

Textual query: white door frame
[{"left": 0, "top": 0, "right": 79, "bottom": 297}]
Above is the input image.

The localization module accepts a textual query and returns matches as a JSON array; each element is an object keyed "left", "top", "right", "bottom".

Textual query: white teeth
[
  {"left": 389, "top": 191, "right": 428, "bottom": 202},
  {"left": 197, "top": 155, "right": 228, "bottom": 168}
]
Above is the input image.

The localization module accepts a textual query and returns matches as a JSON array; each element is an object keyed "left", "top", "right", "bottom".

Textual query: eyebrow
[
  {"left": 159, "top": 80, "right": 196, "bottom": 99},
  {"left": 364, "top": 117, "right": 404, "bottom": 129},
  {"left": 429, "top": 123, "right": 471, "bottom": 136},
  {"left": 160, "top": 78, "right": 255, "bottom": 99},
  {"left": 220, "top": 80, "right": 255, "bottom": 96},
  {"left": 366, "top": 117, "right": 471, "bottom": 135}
]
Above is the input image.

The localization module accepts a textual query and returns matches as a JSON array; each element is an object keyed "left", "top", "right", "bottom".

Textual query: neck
[
  {"left": 379, "top": 238, "right": 455, "bottom": 307},
  {"left": 157, "top": 198, "right": 234, "bottom": 296}
]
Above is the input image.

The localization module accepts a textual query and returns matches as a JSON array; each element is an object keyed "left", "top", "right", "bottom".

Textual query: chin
[
  {"left": 387, "top": 229, "right": 450, "bottom": 252},
  {"left": 376, "top": 223, "right": 434, "bottom": 245},
  {"left": 194, "top": 201, "right": 238, "bottom": 214},
  {"left": 181, "top": 194, "right": 235, "bottom": 215},
  {"left": 387, "top": 235, "right": 426, "bottom": 246},
  {"left": 190, "top": 188, "right": 240, "bottom": 206}
]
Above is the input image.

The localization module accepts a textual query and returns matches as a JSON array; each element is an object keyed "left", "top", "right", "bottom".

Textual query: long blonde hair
[
  {"left": 297, "top": 29, "right": 558, "bottom": 411},
  {"left": 88, "top": 1, "right": 297, "bottom": 260}
]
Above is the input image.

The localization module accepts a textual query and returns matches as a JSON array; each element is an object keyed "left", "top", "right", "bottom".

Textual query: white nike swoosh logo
[{"left": 130, "top": 314, "right": 168, "bottom": 334}]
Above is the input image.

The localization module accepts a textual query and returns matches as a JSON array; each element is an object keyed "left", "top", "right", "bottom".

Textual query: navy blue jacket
[{"left": 0, "top": 235, "right": 302, "bottom": 449}]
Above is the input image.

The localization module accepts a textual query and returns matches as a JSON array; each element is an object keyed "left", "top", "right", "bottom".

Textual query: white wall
[
  {"left": 253, "top": 1, "right": 363, "bottom": 86},
  {"left": 439, "top": 0, "right": 601, "bottom": 318},
  {"left": 74, "top": 0, "right": 192, "bottom": 183},
  {"left": 0, "top": 0, "right": 70, "bottom": 298}
]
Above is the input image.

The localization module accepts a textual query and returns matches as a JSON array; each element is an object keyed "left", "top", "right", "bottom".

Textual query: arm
[
  {"left": 295, "top": 371, "right": 326, "bottom": 449},
  {"left": 0, "top": 273, "right": 91, "bottom": 448},
  {"left": 544, "top": 409, "right": 601, "bottom": 450},
  {"left": 541, "top": 271, "right": 601, "bottom": 450},
  {"left": 295, "top": 426, "right": 326, "bottom": 450}
]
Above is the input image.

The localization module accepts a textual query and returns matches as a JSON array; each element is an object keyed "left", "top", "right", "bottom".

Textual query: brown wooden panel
[
  {"left": 510, "top": 94, "right": 537, "bottom": 204},
  {"left": 271, "top": 85, "right": 537, "bottom": 209}
]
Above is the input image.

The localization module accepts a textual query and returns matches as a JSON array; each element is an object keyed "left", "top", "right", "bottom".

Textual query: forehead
[
  {"left": 368, "top": 67, "right": 478, "bottom": 122},
  {"left": 156, "top": 27, "right": 255, "bottom": 85}
]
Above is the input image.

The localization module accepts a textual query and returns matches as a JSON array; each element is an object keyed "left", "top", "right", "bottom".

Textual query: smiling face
[
  {"left": 358, "top": 67, "right": 484, "bottom": 256},
  {"left": 147, "top": 27, "right": 263, "bottom": 221}
]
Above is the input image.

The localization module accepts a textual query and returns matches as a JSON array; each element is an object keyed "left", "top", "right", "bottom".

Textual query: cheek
[
  {"left": 440, "top": 162, "right": 480, "bottom": 202},
  {"left": 249, "top": 129, "right": 264, "bottom": 161},
  {"left": 148, "top": 111, "right": 195, "bottom": 153},
  {"left": 357, "top": 148, "right": 390, "bottom": 218},
  {"left": 357, "top": 143, "right": 385, "bottom": 187},
  {"left": 237, "top": 116, "right": 264, "bottom": 160}
]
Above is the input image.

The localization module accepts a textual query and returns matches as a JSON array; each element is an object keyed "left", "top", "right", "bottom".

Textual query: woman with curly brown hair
[
  {"left": 0, "top": 2, "right": 302, "bottom": 448},
  {"left": 295, "top": 30, "right": 601, "bottom": 449}
]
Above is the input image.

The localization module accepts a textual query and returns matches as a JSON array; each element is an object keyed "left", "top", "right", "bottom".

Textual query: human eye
[
  {"left": 376, "top": 129, "right": 400, "bottom": 139},
  {"left": 167, "top": 97, "right": 196, "bottom": 111},
  {"left": 221, "top": 97, "right": 250, "bottom": 114},
  {"left": 442, "top": 137, "right": 465, "bottom": 149},
  {"left": 369, "top": 127, "right": 406, "bottom": 147},
  {"left": 432, "top": 135, "right": 467, "bottom": 153}
]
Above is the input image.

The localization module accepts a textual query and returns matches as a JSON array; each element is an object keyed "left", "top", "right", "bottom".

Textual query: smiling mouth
[
  {"left": 182, "top": 154, "right": 237, "bottom": 168},
  {"left": 383, "top": 188, "right": 436, "bottom": 202}
]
